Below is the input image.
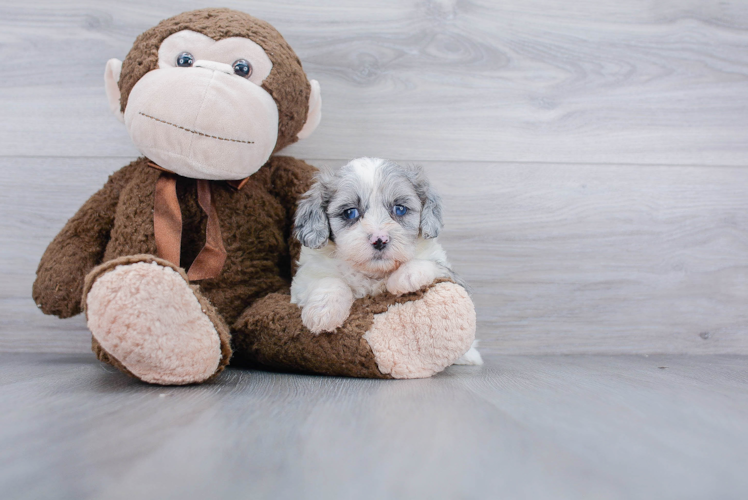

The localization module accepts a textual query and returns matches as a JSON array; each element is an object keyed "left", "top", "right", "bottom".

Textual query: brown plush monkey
[{"left": 32, "top": 8, "right": 476, "bottom": 385}]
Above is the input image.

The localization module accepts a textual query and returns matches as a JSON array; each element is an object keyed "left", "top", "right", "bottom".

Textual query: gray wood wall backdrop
[{"left": 2, "top": 0, "right": 748, "bottom": 355}]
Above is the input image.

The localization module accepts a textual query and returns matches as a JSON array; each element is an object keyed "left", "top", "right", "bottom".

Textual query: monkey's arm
[
  {"left": 232, "top": 278, "right": 475, "bottom": 378},
  {"left": 267, "top": 155, "right": 318, "bottom": 277},
  {"left": 32, "top": 165, "right": 136, "bottom": 318}
]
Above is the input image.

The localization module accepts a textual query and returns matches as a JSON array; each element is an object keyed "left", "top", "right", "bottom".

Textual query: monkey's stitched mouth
[{"left": 138, "top": 112, "right": 254, "bottom": 144}]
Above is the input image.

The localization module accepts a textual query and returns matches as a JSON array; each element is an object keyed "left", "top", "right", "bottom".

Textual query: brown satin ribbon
[
  {"left": 151, "top": 162, "right": 245, "bottom": 281},
  {"left": 187, "top": 179, "right": 227, "bottom": 281},
  {"left": 154, "top": 173, "right": 183, "bottom": 268}
]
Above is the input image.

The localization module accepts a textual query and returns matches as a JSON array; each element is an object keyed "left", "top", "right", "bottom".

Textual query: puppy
[{"left": 291, "top": 157, "right": 481, "bottom": 364}]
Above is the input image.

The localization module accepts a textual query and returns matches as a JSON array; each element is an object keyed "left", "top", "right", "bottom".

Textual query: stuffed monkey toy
[{"left": 32, "top": 8, "right": 476, "bottom": 385}]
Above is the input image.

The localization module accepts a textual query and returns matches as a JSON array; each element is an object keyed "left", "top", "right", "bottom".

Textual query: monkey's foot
[
  {"left": 83, "top": 255, "right": 231, "bottom": 385},
  {"left": 232, "top": 279, "right": 476, "bottom": 379},
  {"left": 363, "top": 282, "right": 476, "bottom": 378}
]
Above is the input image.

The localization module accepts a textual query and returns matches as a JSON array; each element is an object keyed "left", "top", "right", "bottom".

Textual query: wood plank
[
  {"left": 1, "top": 353, "right": 746, "bottom": 499},
  {"left": 1, "top": 0, "right": 748, "bottom": 165},
  {"left": 2, "top": 157, "right": 747, "bottom": 354}
]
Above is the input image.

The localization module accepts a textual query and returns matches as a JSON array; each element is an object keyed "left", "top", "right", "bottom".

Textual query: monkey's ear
[
  {"left": 297, "top": 79, "right": 321, "bottom": 140},
  {"left": 293, "top": 171, "right": 332, "bottom": 249},
  {"left": 104, "top": 58, "right": 125, "bottom": 123}
]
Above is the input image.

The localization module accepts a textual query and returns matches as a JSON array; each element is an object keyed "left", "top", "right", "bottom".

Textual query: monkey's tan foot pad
[
  {"left": 84, "top": 256, "right": 228, "bottom": 385},
  {"left": 363, "top": 282, "right": 476, "bottom": 379}
]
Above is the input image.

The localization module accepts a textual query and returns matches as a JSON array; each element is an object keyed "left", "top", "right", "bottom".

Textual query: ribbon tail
[
  {"left": 187, "top": 180, "right": 227, "bottom": 281},
  {"left": 154, "top": 172, "right": 182, "bottom": 267}
]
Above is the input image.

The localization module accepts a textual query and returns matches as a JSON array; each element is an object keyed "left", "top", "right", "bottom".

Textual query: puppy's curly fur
[
  {"left": 291, "top": 157, "right": 482, "bottom": 366},
  {"left": 292, "top": 157, "right": 453, "bottom": 332}
]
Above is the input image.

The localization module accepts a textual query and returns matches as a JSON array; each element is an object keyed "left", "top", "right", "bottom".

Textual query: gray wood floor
[
  {"left": 2, "top": 1, "right": 748, "bottom": 498},
  {"left": 1, "top": 353, "right": 747, "bottom": 500}
]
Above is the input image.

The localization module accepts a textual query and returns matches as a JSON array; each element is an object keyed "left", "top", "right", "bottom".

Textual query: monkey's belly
[{"left": 101, "top": 163, "right": 291, "bottom": 325}]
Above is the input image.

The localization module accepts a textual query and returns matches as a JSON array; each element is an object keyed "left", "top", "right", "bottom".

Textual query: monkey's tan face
[{"left": 123, "top": 30, "right": 280, "bottom": 180}]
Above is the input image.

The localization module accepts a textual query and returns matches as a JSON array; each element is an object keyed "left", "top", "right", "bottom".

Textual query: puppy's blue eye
[
  {"left": 393, "top": 205, "right": 408, "bottom": 216},
  {"left": 176, "top": 52, "right": 194, "bottom": 67},
  {"left": 343, "top": 208, "right": 359, "bottom": 220}
]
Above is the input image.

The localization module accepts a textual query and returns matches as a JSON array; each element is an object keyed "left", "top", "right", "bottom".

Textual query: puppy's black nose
[{"left": 372, "top": 238, "right": 387, "bottom": 251}]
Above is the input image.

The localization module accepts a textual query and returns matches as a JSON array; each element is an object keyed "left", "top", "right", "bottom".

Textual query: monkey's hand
[
  {"left": 299, "top": 278, "right": 354, "bottom": 334},
  {"left": 33, "top": 164, "right": 136, "bottom": 318},
  {"left": 386, "top": 259, "right": 440, "bottom": 296}
]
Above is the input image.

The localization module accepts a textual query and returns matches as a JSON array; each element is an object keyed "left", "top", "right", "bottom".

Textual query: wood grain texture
[
  {"left": 433, "top": 162, "right": 748, "bottom": 354},
  {"left": 1, "top": 353, "right": 747, "bottom": 499},
  {"left": 1, "top": 0, "right": 748, "bottom": 164},
  {"left": 3, "top": 157, "right": 748, "bottom": 354}
]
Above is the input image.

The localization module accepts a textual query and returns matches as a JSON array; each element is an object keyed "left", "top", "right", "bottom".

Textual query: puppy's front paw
[
  {"left": 300, "top": 278, "right": 354, "bottom": 334},
  {"left": 387, "top": 260, "right": 439, "bottom": 296}
]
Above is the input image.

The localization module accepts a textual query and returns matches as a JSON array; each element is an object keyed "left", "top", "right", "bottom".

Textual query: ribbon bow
[{"left": 149, "top": 161, "right": 248, "bottom": 281}]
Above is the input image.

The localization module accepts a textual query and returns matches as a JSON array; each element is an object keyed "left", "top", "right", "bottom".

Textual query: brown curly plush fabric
[
  {"left": 33, "top": 155, "right": 314, "bottom": 326},
  {"left": 232, "top": 279, "right": 456, "bottom": 378},
  {"left": 118, "top": 8, "right": 310, "bottom": 153}
]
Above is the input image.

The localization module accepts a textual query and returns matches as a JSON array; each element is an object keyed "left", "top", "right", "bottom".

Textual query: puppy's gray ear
[
  {"left": 411, "top": 166, "right": 444, "bottom": 239},
  {"left": 294, "top": 171, "right": 332, "bottom": 249}
]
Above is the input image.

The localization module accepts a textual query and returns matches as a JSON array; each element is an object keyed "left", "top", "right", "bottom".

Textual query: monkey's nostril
[{"left": 372, "top": 238, "right": 387, "bottom": 251}]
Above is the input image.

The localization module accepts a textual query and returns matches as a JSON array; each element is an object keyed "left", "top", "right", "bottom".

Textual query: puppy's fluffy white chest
[
  {"left": 291, "top": 237, "right": 450, "bottom": 306},
  {"left": 289, "top": 157, "right": 456, "bottom": 335},
  {"left": 292, "top": 244, "right": 386, "bottom": 301}
]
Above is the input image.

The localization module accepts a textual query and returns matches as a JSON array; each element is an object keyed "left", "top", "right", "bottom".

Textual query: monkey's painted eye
[
  {"left": 343, "top": 208, "right": 359, "bottom": 220},
  {"left": 176, "top": 52, "right": 194, "bottom": 67},
  {"left": 232, "top": 59, "right": 253, "bottom": 78},
  {"left": 393, "top": 205, "right": 408, "bottom": 217}
]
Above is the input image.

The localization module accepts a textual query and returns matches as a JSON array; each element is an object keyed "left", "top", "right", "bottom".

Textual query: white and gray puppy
[
  {"left": 291, "top": 157, "right": 457, "bottom": 319},
  {"left": 292, "top": 158, "right": 482, "bottom": 365}
]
